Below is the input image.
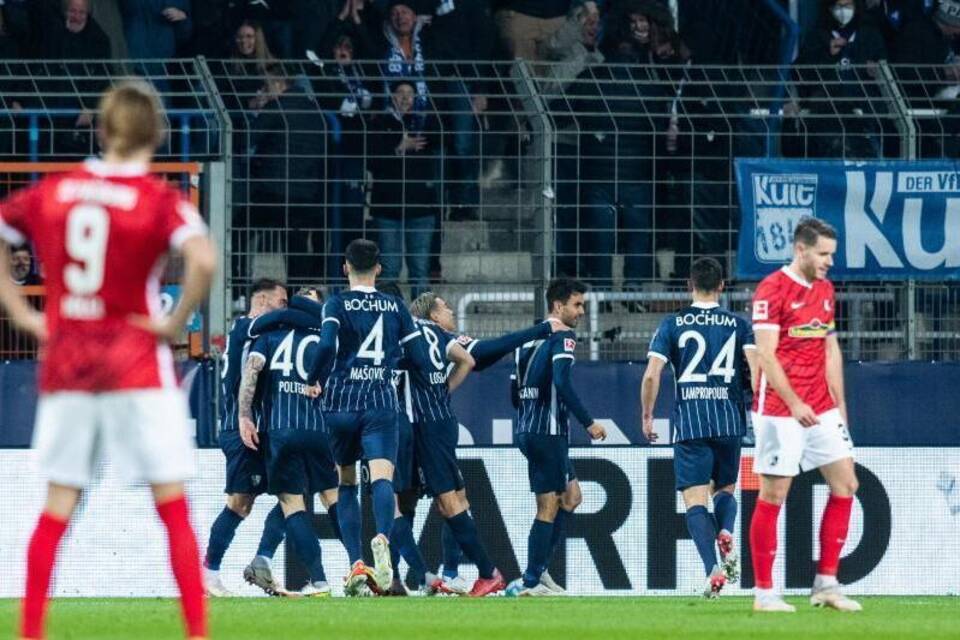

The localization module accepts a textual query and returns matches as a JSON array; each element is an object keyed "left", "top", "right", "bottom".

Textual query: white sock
[
  {"left": 204, "top": 567, "right": 219, "bottom": 579},
  {"left": 256, "top": 555, "right": 272, "bottom": 564},
  {"left": 755, "top": 587, "right": 775, "bottom": 600},
  {"left": 814, "top": 574, "right": 839, "bottom": 588}
]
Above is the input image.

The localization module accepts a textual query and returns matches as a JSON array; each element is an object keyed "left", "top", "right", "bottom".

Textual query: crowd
[{"left": 0, "top": 1, "right": 957, "bottom": 293}]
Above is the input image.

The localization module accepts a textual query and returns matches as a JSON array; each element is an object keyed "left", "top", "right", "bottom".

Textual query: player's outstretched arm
[
  {"left": 248, "top": 308, "right": 319, "bottom": 339},
  {"left": 0, "top": 242, "right": 45, "bottom": 341},
  {"left": 640, "top": 357, "right": 665, "bottom": 443},
  {"left": 755, "top": 329, "right": 818, "bottom": 427},
  {"left": 446, "top": 342, "right": 475, "bottom": 393},
  {"left": 238, "top": 353, "right": 265, "bottom": 450},
  {"left": 825, "top": 334, "right": 848, "bottom": 426},
  {"left": 466, "top": 320, "right": 556, "bottom": 371},
  {"left": 289, "top": 294, "right": 325, "bottom": 319}
]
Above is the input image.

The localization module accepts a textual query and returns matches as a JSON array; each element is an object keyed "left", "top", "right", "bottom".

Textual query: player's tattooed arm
[{"left": 238, "top": 354, "right": 265, "bottom": 450}]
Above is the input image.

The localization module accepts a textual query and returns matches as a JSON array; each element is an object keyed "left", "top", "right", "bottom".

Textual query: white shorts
[
  {"left": 32, "top": 389, "right": 196, "bottom": 488},
  {"left": 752, "top": 408, "right": 855, "bottom": 477}
]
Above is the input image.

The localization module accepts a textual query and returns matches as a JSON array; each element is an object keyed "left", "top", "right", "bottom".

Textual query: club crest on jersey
[
  {"left": 564, "top": 338, "right": 576, "bottom": 352},
  {"left": 752, "top": 300, "right": 769, "bottom": 321},
  {"left": 788, "top": 318, "right": 835, "bottom": 338},
  {"left": 456, "top": 335, "right": 473, "bottom": 346}
]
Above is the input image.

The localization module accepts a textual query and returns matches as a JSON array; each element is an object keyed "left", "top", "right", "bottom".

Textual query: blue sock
[
  {"left": 522, "top": 519, "right": 553, "bottom": 588},
  {"left": 327, "top": 502, "right": 342, "bottom": 542},
  {"left": 285, "top": 511, "right": 326, "bottom": 583},
  {"left": 255, "top": 503, "right": 285, "bottom": 559},
  {"left": 370, "top": 479, "right": 395, "bottom": 538},
  {"left": 391, "top": 537, "right": 402, "bottom": 580},
  {"left": 712, "top": 491, "right": 738, "bottom": 535},
  {"left": 204, "top": 507, "right": 244, "bottom": 571},
  {"left": 686, "top": 505, "right": 719, "bottom": 576},
  {"left": 549, "top": 509, "right": 569, "bottom": 559},
  {"left": 391, "top": 515, "right": 427, "bottom": 586},
  {"left": 446, "top": 511, "right": 496, "bottom": 579},
  {"left": 441, "top": 519, "right": 462, "bottom": 579},
  {"left": 337, "top": 485, "right": 363, "bottom": 564}
]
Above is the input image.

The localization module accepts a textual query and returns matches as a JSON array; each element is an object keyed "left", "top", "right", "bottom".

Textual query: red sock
[
  {"left": 21, "top": 512, "right": 69, "bottom": 639},
  {"left": 818, "top": 494, "right": 854, "bottom": 576},
  {"left": 156, "top": 495, "right": 207, "bottom": 639},
  {"left": 749, "top": 499, "right": 781, "bottom": 590}
]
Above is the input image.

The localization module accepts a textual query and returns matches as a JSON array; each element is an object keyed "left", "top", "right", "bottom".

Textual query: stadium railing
[{"left": 0, "top": 59, "right": 957, "bottom": 364}]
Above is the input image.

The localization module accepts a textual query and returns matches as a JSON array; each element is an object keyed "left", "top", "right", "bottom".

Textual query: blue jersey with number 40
[
  {"left": 250, "top": 328, "right": 323, "bottom": 432},
  {"left": 647, "top": 302, "right": 755, "bottom": 442}
]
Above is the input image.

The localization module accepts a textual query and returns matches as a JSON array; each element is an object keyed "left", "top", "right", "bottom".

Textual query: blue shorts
[
  {"left": 325, "top": 409, "right": 398, "bottom": 467},
  {"left": 673, "top": 436, "right": 742, "bottom": 491},
  {"left": 267, "top": 428, "right": 339, "bottom": 496},
  {"left": 516, "top": 433, "right": 576, "bottom": 495},
  {"left": 414, "top": 417, "right": 464, "bottom": 497},
  {"left": 221, "top": 429, "right": 267, "bottom": 495},
  {"left": 393, "top": 411, "right": 421, "bottom": 494}
]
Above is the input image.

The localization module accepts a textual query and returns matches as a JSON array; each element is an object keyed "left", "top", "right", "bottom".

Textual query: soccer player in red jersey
[
  {"left": 748, "top": 217, "right": 860, "bottom": 613},
  {"left": 0, "top": 81, "right": 215, "bottom": 639}
]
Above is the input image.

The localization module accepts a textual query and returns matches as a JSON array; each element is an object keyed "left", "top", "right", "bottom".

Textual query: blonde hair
[
  {"left": 410, "top": 292, "right": 440, "bottom": 320},
  {"left": 98, "top": 80, "right": 165, "bottom": 157},
  {"left": 232, "top": 20, "right": 274, "bottom": 72}
]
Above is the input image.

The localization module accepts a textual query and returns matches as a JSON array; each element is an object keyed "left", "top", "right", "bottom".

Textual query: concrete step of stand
[{"left": 441, "top": 251, "right": 533, "bottom": 283}]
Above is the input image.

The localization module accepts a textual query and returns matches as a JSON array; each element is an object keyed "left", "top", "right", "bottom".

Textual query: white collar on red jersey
[
  {"left": 781, "top": 265, "right": 812, "bottom": 289},
  {"left": 83, "top": 157, "right": 149, "bottom": 178},
  {"left": 691, "top": 301, "right": 720, "bottom": 309},
  {"left": 351, "top": 285, "right": 376, "bottom": 293}
]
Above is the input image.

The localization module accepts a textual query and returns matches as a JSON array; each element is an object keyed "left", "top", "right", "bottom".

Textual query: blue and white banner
[{"left": 735, "top": 158, "right": 960, "bottom": 280}]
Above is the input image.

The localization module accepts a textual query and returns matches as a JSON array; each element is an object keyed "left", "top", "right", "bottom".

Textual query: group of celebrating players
[{"left": 0, "top": 80, "right": 862, "bottom": 640}]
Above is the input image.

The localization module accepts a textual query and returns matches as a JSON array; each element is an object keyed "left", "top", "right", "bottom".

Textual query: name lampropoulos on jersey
[
  {"left": 751, "top": 266, "right": 837, "bottom": 417},
  {"left": 0, "top": 159, "right": 206, "bottom": 393}
]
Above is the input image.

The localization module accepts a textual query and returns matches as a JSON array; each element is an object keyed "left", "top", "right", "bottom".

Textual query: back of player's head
[
  {"left": 546, "top": 277, "right": 587, "bottom": 310},
  {"left": 689, "top": 257, "right": 724, "bottom": 293},
  {"left": 98, "top": 80, "right": 165, "bottom": 157},
  {"left": 250, "top": 278, "right": 283, "bottom": 298},
  {"left": 410, "top": 291, "right": 440, "bottom": 320},
  {"left": 376, "top": 280, "right": 404, "bottom": 300},
  {"left": 794, "top": 216, "right": 837, "bottom": 247},
  {"left": 345, "top": 239, "right": 380, "bottom": 274}
]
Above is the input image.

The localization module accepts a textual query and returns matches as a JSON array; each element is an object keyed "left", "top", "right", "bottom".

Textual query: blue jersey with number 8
[
  {"left": 318, "top": 287, "right": 422, "bottom": 413},
  {"left": 405, "top": 319, "right": 457, "bottom": 423},
  {"left": 647, "top": 303, "right": 755, "bottom": 442}
]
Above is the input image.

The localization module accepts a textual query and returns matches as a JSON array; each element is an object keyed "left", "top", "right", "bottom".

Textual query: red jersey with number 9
[
  {"left": 0, "top": 159, "right": 207, "bottom": 393},
  {"left": 751, "top": 266, "right": 837, "bottom": 417}
]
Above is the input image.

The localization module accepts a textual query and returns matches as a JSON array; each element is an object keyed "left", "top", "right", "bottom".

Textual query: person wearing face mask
[{"left": 791, "top": 0, "right": 887, "bottom": 158}]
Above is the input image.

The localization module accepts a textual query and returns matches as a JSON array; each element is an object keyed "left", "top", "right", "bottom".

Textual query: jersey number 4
[
  {"left": 677, "top": 330, "right": 737, "bottom": 384},
  {"left": 64, "top": 204, "right": 110, "bottom": 296},
  {"left": 357, "top": 314, "right": 386, "bottom": 365}
]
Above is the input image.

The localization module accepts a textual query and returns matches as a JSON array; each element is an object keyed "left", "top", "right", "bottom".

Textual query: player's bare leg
[
  {"left": 277, "top": 493, "right": 330, "bottom": 597},
  {"left": 206, "top": 493, "right": 255, "bottom": 597},
  {"left": 151, "top": 482, "right": 208, "bottom": 640},
  {"left": 20, "top": 483, "right": 81, "bottom": 640},
  {"left": 751, "top": 475, "right": 795, "bottom": 612},
  {"left": 682, "top": 484, "right": 726, "bottom": 598},
  {"left": 811, "top": 457, "right": 861, "bottom": 611},
  {"left": 711, "top": 483, "right": 740, "bottom": 582}
]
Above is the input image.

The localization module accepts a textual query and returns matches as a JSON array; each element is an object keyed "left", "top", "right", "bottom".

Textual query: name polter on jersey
[
  {"left": 647, "top": 303, "right": 755, "bottom": 442},
  {"left": 250, "top": 328, "right": 323, "bottom": 432},
  {"left": 515, "top": 331, "right": 579, "bottom": 437},
  {"left": 320, "top": 287, "right": 421, "bottom": 413}
]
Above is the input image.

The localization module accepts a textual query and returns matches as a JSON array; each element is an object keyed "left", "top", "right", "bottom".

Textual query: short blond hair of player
[
  {"left": 0, "top": 80, "right": 216, "bottom": 640},
  {"left": 748, "top": 217, "right": 860, "bottom": 613}
]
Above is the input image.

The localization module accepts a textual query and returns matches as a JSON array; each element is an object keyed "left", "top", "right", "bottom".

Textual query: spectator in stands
[
  {"left": 891, "top": 0, "right": 960, "bottom": 156},
  {"left": 378, "top": 1, "right": 431, "bottom": 118},
  {"left": 121, "top": 0, "right": 193, "bottom": 59},
  {"left": 325, "top": 0, "right": 382, "bottom": 59},
  {"left": 8, "top": 245, "right": 42, "bottom": 286},
  {"left": 235, "top": 0, "right": 295, "bottom": 58},
  {"left": 38, "top": 0, "right": 111, "bottom": 157},
  {"left": 189, "top": 0, "right": 232, "bottom": 57},
  {"left": 367, "top": 79, "right": 440, "bottom": 297},
  {"left": 793, "top": 0, "right": 887, "bottom": 159},
  {"left": 218, "top": 20, "right": 276, "bottom": 112},
  {"left": 310, "top": 28, "right": 374, "bottom": 281},
  {"left": 494, "top": 0, "right": 571, "bottom": 61},
  {"left": 248, "top": 63, "right": 328, "bottom": 282}
]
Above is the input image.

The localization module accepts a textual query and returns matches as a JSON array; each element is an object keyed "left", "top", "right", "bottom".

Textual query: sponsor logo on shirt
[{"left": 787, "top": 318, "right": 835, "bottom": 338}]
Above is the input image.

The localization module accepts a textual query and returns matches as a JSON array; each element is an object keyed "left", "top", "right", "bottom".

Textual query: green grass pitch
[{"left": 2, "top": 597, "right": 959, "bottom": 639}]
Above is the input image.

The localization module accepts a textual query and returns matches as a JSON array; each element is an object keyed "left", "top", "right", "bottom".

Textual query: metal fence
[{"left": 0, "top": 59, "right": 958, "bottom": 362}]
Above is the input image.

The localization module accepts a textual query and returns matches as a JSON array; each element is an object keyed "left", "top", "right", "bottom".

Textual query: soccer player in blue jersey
[
  {"left": 237, "top": 317, "right": 336, "bottom": 597},
  {"left": 205, "top": 279, "right": 305, "bottom": 596},
  {"left": 507, "top": 278, "right": 607, "bottom": 597},
  {"left": 307, "top": 239, "right": 432, "bottom": 596},
  {"left": 641, "top": 258, "right": 759, "bottom": 598}
]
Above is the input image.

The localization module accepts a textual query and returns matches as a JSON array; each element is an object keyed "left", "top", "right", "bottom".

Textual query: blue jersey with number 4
[
  {"left": 317, "top": 287, "right": 422, "bottom": 413},
  {"left": 647, "top": 302, "right": 754, "bottom": 442}
]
